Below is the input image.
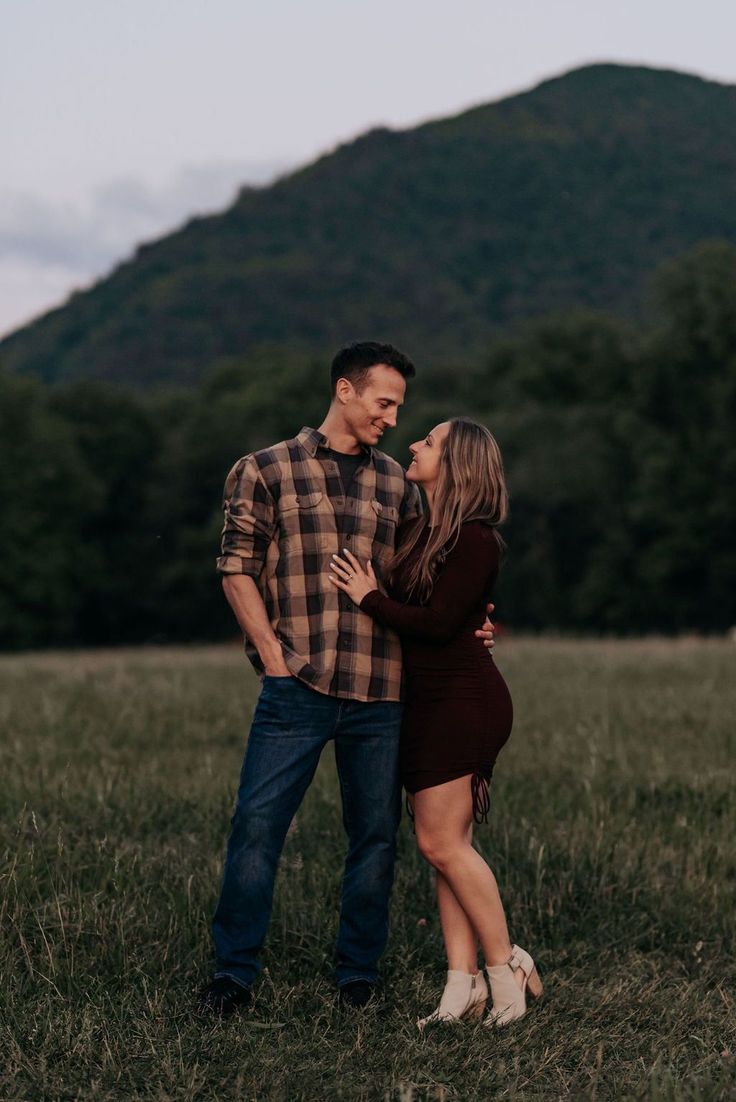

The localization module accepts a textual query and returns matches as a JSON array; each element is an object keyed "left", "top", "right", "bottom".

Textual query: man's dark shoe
[
  {"left": 338, "top": 980, "right": 376, "bottom": 1009},
  {"left": 197, "top": 976, "right": 252, "bottom": 1017}
]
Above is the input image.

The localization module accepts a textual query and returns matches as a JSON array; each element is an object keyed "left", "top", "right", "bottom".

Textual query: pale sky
[{"left": 2, "top": 0, "right": 735, "bottom": 337}]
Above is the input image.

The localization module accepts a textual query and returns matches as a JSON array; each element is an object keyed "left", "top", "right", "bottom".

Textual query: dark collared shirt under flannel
[{"left": 216, "top": 427, "right": 423, "bottom": 702}]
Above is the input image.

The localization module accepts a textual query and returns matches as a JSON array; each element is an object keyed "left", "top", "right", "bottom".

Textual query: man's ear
[{"left": 334, "top": 378, "right": 355, "bottom": 405}]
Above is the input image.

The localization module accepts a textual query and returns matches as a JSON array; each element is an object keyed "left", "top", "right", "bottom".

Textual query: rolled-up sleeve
[{"left": 216, "top": 455, "right": 276, "bottom": 577}]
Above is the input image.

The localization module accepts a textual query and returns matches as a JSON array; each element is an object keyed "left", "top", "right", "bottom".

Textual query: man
[{"left": 199, "top": 342, "right": 494, "bottom": 1015}]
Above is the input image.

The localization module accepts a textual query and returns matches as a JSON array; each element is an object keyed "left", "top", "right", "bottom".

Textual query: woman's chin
[{"left": 406, "top": 466, "right": 418, "bottom": 481}]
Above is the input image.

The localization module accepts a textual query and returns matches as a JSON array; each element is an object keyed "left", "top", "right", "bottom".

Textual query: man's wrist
[{"left": 259, "top": 639, "right": 286, "bottom": 669}]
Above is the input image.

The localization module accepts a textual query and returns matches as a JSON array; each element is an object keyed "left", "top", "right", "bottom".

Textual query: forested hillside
[
  {"left": 2, "top": 242, "right": 734, "bottom": 647},
  {"left": 3, "top": 63, "right": 736, "bottom": 387}
]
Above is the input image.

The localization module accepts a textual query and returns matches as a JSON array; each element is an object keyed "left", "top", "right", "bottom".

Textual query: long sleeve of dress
[{"left": 360, "top": 522, "right": 498, "bottom": 643}]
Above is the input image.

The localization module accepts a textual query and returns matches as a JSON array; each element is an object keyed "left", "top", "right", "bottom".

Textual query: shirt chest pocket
[
  {"left": 278, "top": 491, "right": 333, "bottom": 553},
  {"left": 367, "top": 498, "right": 400, "bottom": 561}
]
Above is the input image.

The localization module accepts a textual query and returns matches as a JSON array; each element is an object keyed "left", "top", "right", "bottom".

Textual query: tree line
[{"left": 1, "top": 240, "right": 734, "bottom": 649}]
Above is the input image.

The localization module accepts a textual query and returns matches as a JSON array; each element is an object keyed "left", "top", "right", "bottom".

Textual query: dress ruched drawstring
[
  {"left": 471, "top": 771, "right": 491, "bottom": 824},
  {"left": 404, "top": 771, "right": 492, "bottom": 828}
]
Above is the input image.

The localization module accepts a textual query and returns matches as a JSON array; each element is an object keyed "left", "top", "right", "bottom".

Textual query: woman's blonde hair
[{"left": 387, "top": 416, "right": 508, "bottom": 602}]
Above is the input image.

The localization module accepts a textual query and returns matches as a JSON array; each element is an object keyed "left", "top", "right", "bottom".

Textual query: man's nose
[{"left": 383, "top": 411, "right": 397, "bottom": 428}]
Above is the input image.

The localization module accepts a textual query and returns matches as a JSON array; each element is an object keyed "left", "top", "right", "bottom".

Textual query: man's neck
[{"left": 316, "top": 411, "right": 362, "bottom": 455}]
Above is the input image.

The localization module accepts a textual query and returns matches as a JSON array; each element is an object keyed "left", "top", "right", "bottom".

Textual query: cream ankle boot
[
  {"left": 417, "top": 969, "right": 488, "bottom": 1030},
  {"left": 485, "top": 945, "right": 543, "bottom": 1027}
]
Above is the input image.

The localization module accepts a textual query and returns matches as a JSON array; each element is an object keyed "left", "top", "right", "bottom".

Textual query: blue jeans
[{"left": 212, "top": 675, "right": 403, "bottom": 988}]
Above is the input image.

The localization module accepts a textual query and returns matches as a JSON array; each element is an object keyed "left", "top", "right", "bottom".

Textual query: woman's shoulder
[
  {"left": 459, "top": 519, "right": 498, "bottom": 541},
  {"left": 450, "top": 520, "right": 500, "bottom": 558}
]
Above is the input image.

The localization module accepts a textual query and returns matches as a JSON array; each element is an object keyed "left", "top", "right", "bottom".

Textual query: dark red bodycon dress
[{"left": 360, "top": 519, "right": 513, "bottom": 823}]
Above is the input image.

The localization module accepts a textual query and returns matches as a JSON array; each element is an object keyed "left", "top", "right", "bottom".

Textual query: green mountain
[{"left": 3, "top": 62, "right": 736, "bottom": 387}]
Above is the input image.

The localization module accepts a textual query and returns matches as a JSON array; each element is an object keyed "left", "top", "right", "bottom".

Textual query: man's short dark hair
[{"left": 330, "top": 341, "right": 416, "bottom": 396}]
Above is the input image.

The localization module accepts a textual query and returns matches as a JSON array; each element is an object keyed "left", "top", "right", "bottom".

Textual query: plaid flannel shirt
[{"left": 216, "top": 427, "right": 423, "bottom": 702}]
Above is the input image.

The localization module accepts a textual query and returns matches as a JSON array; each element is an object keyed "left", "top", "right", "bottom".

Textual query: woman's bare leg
[
  {"left": 436, "top": 830, "right": 480, "bottom": 972},
  {"left": 408, "top": 793, "right": 479, "bottom": 972},
  {"left": 414, "top": 777, "right": 516, "bottom": 970}
]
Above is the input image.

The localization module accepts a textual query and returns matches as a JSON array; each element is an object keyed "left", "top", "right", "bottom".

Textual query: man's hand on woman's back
[{"left": 476, "top": 603, "right": 496, "bottom": 651}]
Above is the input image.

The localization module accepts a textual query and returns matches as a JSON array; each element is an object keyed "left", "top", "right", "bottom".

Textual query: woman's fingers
[
  {"left": 330, "top": 554, "right": 351, "bottom": 572},
  {"left": 333, "top": 550, "right": 365, "bottom": 578},
  {"left": 331, "top": 553, "right": 357, "bottom": 574}
]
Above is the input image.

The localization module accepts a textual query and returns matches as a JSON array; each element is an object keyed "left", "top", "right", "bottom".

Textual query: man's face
[{"left": 342, "top": 364, "right": 407, "bottom": 446}]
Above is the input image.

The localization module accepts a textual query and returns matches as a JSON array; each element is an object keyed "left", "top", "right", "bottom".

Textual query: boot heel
[{"left": 527, "top": 965, "right": 543, "bottom": 1001}]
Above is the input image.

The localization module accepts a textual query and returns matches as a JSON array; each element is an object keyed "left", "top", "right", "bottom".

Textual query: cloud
[{"left": 0, "top": 157, "right": 291, "bottom": 337}]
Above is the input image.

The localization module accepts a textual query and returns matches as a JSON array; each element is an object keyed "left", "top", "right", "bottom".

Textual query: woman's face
[{"left": 406, "top": 421, "right": 450, "bottom": 489}]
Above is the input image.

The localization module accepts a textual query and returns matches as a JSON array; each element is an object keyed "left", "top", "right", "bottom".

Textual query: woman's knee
[{"left": 415, "top": 827, "right": 460, "bottom": 871}]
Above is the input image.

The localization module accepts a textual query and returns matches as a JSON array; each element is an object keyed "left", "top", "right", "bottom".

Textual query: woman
[{"left": 328, "top": 416, "right": 542, "bottom": 1028}]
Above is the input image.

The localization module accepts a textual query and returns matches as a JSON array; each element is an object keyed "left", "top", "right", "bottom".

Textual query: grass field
[{"left": 1, "top": 638, "right": 734, "bottom": 1101}]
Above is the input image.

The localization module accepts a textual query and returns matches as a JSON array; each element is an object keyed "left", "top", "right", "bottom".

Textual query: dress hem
[{"left": 403, "top": 768, "right": 493, "bottom": 825}]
